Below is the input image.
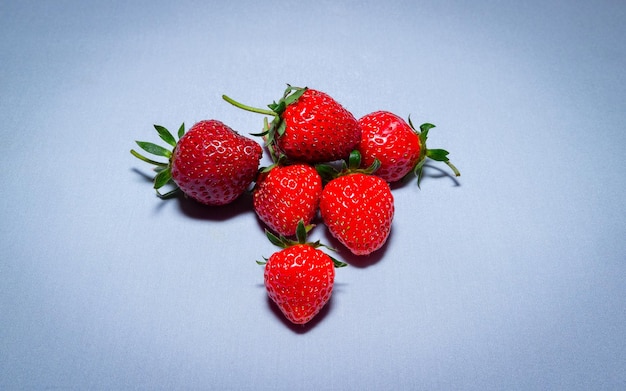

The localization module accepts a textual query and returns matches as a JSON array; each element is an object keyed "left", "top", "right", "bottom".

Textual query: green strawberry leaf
[
  {"left": 282, "top": 86, "right": 307, "bottom": 106},
  {"left": 154, "top": 125, "right": 177, "bottom": 147},
  {"left": 407, "top": 115, "right": 417, "bottom": 132},
  {"left": 135, "top": 141, "right": 172, "bottom": 158},
  {"left": 413, "top": 159, "right": 427, "bottom": 189},
  {"left": 264, "top": 125, "right": 276, "bottom": 146},
  {"left": 315, "top": 163, "right": 339, "bottom": 182},
  {"left": 426, "top": 148, "right": 450, "bottom": 162},
  {"left": 365, "top": 158, "right": 381, "bottom": 174},
  {"left": 420, "top": 123, "right": 436, "bottom": 133},
  {"left": 276, "top": 119, "right": 287, "bottom": 137},
  {"left": 416, "top": 167, "right": 425, "bottom": 188},
  {"left": 427, "top": 148, "right": 460, "bottom": 177},
  {"left": 265, "top": 229, "right": 287, "bottom": 248},
  {"left": 296, "top": 220, "right": 308, "bottom": 244},
  {"left": 153, "top": 168, "right": 172, "bottom": 189},
  {"left": 330, "top": 255, "right": 348, "bottom": 268},
  {"left": 348, "top": 150, "right": 362, "bottom": 169},
  {"left": 177, "top": 123, "right": 185, "bottom": 139},
  {"left": 267, "top": 101, "right": 279, "bottom": 111},
  {"left": 272, "top": 101, "right": 287, "bottom": 115},
  {"left": 250, "top": 129, "right": 270, "bottom": 138}
]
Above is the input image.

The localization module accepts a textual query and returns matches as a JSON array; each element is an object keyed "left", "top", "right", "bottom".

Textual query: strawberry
[
  {"left": 318, "top": 151, "right": 394, "bottom": 256},
  {"left": 131, "top": 120, "right": 262, "bottom": 205},
  {"left": 260, "top": 221, "right": 346, "bottom": 325},
  {"left": 223, "top": 85, "right": 361, "bottom": 163},
  {"left": 253, "top": 163, "right": 323, "bottom": 237},
  {"left": 357, "top": 111, "right": 460, "bottom": 185}
]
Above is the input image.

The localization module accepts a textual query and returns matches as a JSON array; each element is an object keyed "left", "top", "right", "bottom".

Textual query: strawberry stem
[
  {"left": 443, "top": 160, "right": 461, "bottom": 177},
  {"left": 222, "top": 85, "right": 308, "bottom": 153},
  {"left": 222, "top": 94, "right": 276, "bottom": 117}
]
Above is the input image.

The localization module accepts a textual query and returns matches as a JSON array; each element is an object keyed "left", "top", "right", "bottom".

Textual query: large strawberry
[
  {"left": 260, "top": 221, "right": 346, "bottom": 325},
  {"left": 318, "top": 151, "right": 394, "bottom": 256},
  {"left": 358, "top": 111, "right": 460, "bottom": 185},
  {"left": 253, "top": 163, "right": 322, "bottom": 237},
  {"left": 223, "top": 85, "right": 361, "bottom": 163},
  {"left": 131, "top": 120, "right": 262, "bottom": 205}
]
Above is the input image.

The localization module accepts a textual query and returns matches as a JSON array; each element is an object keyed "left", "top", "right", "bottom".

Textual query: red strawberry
[
  {"left": 223, "top": 85, "right": 361, "bottom": 163},
  {"left": 358, "top": 111, "right": 460, "bottom": 185},
  {"left": 253, "top": 163, "right": 322, "bottom": 236},
  {"left": 131, "top": 120, "right": 262, "bottom": 205},
  {"left": 261, "top": 221, "right": 346, "bottom": 325},
  {"left": 357, "top": 111, "right": 420, "bottom": 182},
  {"left": 318, "top": 151, "right": 394, "bottom": 256}
]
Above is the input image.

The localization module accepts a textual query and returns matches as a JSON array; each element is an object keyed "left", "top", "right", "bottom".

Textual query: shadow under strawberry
[
  {"left": 389, "top": 163, "right": 462, "bottom": 191},
  {"left": 264, "top": 294, "right": 334, "bottom": 334},
  {"left": 320, "top": 223, "right": 392, "bottom": 268},
  {"left": 131, "top": 167, "right": 156, "bottom": 184},
  {"left": 131, "top": 166, "right": 257, "bottom": 221},
  {"left": 176, "top": 189, "right": 256, "bottom": 221}
]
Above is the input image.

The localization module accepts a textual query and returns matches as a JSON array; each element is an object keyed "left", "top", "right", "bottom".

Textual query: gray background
[{"left": 1, "top": 0, "right": 624, "bottom": 389}]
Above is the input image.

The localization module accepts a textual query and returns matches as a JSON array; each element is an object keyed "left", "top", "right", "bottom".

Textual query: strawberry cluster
[{"left": 131, "top": 84, "right": 460, "bottom": 326}]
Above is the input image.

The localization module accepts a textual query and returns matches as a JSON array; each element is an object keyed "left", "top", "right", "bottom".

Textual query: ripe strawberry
[
  {"left": 261, "top": 221, "right": 346, "bottom": 325},
  {"left": 223, "top": 85, "right": 361, "bottom": 163},
  {"left": 131, "top": 120, "right": 262, "bottom": 205},
  {"left": 318, "top": 151, "right": 394, "bottom": 256},
  {"left": 253, "top": 163, "right": 323, "bottom": 237},
  {"left": 357, "top": 111, "right": 460, "bottom": 185}
]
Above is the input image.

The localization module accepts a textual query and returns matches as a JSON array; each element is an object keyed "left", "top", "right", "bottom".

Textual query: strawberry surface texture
[
  {"left": 358, "top": 111, "right": 421, "bottom": 182},
  {"left": 171, "top": 120, "right": 262, "bottom": 205},
  {"left": 253, "top": 163, "right": 322, "bottom": 236},
  {"left": 320, "top": 172, "right": 395, "bottom": 256},
  {"left": 264, "top": 244, "right": 336, "bottom": 325},
  {"left": 276, "top": 88, "right": 361, "bottom": 163}
]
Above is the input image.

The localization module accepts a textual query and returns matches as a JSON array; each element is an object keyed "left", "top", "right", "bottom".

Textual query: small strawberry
[
  {"left": 357, "top": 111, "right": 460, "bottom": 185},
  {"left": 130, "top": 120, "right": 262, "bottom": 205},
  {"left": 260, "top": 221, "right": 347, "bottom": 325},
  {"left": 253, "top": 163, "right": 323, "bottom": 237},
  {"left": 223, "top": 85, "right": 361, "bottom": 163},
  {"left": 318, "top": 151, "right": 394, "bottom": 256}
]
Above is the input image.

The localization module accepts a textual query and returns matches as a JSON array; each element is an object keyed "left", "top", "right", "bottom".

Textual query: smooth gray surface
[{"left": 1, "top": 1, "right": 625, "bottom": 389}]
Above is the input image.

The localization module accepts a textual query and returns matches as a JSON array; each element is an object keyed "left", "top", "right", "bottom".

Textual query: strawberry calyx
[
  {"left": 257, "top": 220, "right": 347, "bottom": 268},
  {"left": 407, "top": 117, "right": 461, "bottom": 187},
  {"left": 130, "top": 123, "right": 185, "bottom": 198},
  {"left": 222, "top": 84, "right": 307, "bottom": 149},
  {"left": 256, "top": 135, "right": 294, "bottom": 180},
  {"left": 316, "top": 150, "right": 381, "bottom": 184}
]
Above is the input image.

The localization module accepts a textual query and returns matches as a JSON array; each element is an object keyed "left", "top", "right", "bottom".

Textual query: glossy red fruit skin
[
  {"left": 253, "top": 164, "right": 323, "bottom": 236},
  {"left": 319, "top": 173, "right": 394, "bottom": 255},
  {"left": 264, "top": 244, "right": 335, "bottom": 325},
  {"left": 170, "top": 120, "right": 262, "bottom": 205},
  {"left": 358, "top": 111, "right": 421, "bottom": 183},
  {"left": 277, "top": 89, "right": 361, "bottom": 163}
]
